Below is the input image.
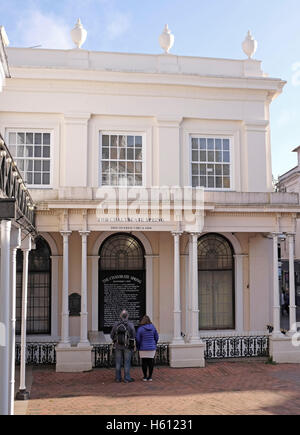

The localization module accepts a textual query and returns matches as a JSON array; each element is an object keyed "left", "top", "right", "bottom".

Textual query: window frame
[
  {"left": 6, "top": 128, "right": 53, "bottom": 189},
  {"left": 99, "top": 131, "right": 146, "bottom": 188},
  {"left": 189, "top": 135, "right": 234, "bottom": 191}
]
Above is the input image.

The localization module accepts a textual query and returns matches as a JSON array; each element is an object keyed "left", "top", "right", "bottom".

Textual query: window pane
[
  {"left": 208, "top": 151, "right": 214, "bottom": 162},
  {"left": 111, "top": 148, "right": 117, "bottom": 159},
  {"left": 119, "top": 148, "right": 126, "bottom": 160},
  {"left": 200, "top": 138, "right": 206, "bottom": 150},
  {"left": 111, "top": 135, "right": 118, "bottom": 147},
  {"left": 192, "top": 164, "right": 199, "bottom": 175},
  {"left": 216, "top": 177, "right": 222, "bottom": 188},
  {"left": 200, "top": 164, "right": 206, "bottom": 175},
  {"left": 200, "top": 151, "right": 206, "bottom": 162},
  {"left": 192, "top": 176, "right": 199, "bottom": 187},
  {"left": 26, "top": 173, "right": 33, "bottom": 184},
  {"left": 43, "top": 146, "right": 50, "bottom": 158},
  {"left": 207, "top": 139, "right": 214, "bottom": 150},
  {"left": 43, "top": 173, "right": 50, "bottom": 184},
  {"left": 34, "top": 133, "right": 42, "bottom": 144},
  {"left": 215, "top": 164, "right": 222, "bottom": 175},
  {"left": 119, "top": 135, "right": 126, "bottom": 148},
  {"left": 102, "top": 135, "right": 109, "bottom": 147},
  {"left": 215, "top": 139, "right": 222, "bottom": 150},
  {"left": 215, "top": 151, "right": 222, "bottom": 162},
  {"left": 25, "top": 160, "right": 33, "bottom": 171},
  {"left": 102, "top": 148, "right": 109, "bottom": 159},
  {"left": 208, "top": 177, "right": 215, "bottom": 188},
  {"left": 223, "top": 151, "right": 230, "bottom": 163},
  {"left": 135, "top": 162, "right": 142, "bottom": 174},
  {"left": 223, "top": 165, "right": 230, "bottom": 176},
  {"left": 192, "top": 138, "right": 198, "bottom": 150},
  {"left": 43, "top": 133, "right": 50, "bottom": 145},
  {"left": 135, "top": 136, "right": 142, "bottom": 147},
  {"left": 34, "top": 160, "right": 42, "bottom": 171},
  {"left": 192, "top": 151, "right": 199, "bottom": 161},
  {"left": 135, "top": 175, "right": 143, "bottom": 186},
  {"left": 34, "top": 173, "right": 41, "bottom": 184},
  {"left": 127, "top": 136, "right": 134, "bottom": 147},
  {"left": 9, "top": 145, "right": 16, "bottom": 157},
  {"left": 223, "top": 177, "right": 230, "bottom": 188},
  {"left": 135, "top": 149, "right": 142, "bottom": 160},
  {"left": 119, "top": 162, "right": 126, "bottom": 173},
  {"left": 200, "top": 176, "right": 206, "bottom": 187},
  {"left": 17, "top": 133, "right": 25, "bottom": 144},
  {"left": 17, "top": 146, "right": 24, "bottom": 157},
  {"left": 223, "top": 139, "right": 230, "bottom": 151},
  {"left": 26, "top": 133, "right": 34, "bottom": 144},
  {"left": 127, "top": 148, "right": 134, "bottom": 160},
  {"left": 25, "top": 146, "right": 33, "bottom": 157},
  {"left": 127, "top": 162, "right": 134, "bottom": 174},
  {"left": 9, "top": 132, "right": 16, "bottom": 144},
  {"left": 43, "top": 160, "right": 50, "bottom": 171},
  {"left": 34, "top": 146, "right": 42, "bottom": 157}
]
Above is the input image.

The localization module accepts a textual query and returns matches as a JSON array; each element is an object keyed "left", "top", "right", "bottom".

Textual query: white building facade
[{"left": 1, "top": 26, "right": 300, "bottom": 372}]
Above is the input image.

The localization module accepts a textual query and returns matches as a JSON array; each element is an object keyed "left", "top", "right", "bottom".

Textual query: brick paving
[{"left": 21, "top": 362, "right": 300, "bottom": 415}]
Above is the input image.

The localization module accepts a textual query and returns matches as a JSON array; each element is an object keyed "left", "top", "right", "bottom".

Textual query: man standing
[{"left": 110, "top": 310, "right": 136, "bottom": 383}]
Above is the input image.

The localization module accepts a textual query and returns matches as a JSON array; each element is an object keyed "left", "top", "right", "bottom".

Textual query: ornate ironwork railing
[
  {"left": 15, "top": 342, "right": 57, "bottom": 365},
  {"left": 0, "top": 134, "right": 36, "bottom": 235},
  {"left": 202, "top": 335, "right": 269, "bottom": 360},
  {"left": 92, "top": 343, "right": 169, "bottom": 368}
]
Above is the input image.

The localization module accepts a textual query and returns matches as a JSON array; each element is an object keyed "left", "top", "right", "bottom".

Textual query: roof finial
[
  {"left": 159, "top": 24, "right": 174, "bottom": 54},
  {"left": 242, "top": 30, "right": 257, "bottom": 59},
  {"left": 71, "top": 18, "right": 87, "bottom": 49}
]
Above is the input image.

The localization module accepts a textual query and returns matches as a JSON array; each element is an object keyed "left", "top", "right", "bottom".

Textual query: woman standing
[{"left": 136, "top": 315, "right": 159, "bottom": 382}]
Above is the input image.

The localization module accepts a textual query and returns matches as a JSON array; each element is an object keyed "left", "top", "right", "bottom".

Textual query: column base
[
  {"left": 270, "top": 335, "right": 300, "bottom": 363},
  {"left": 56, "top": 345, "right": 93, "bottom": 372},
  {"left": 169, "top": 342, "right": 205, "bottom": 368},
  {"left": 15, "top": 389, "right": 30, "bottom": 401}
]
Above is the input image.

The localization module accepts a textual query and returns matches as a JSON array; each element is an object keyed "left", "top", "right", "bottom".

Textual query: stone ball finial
[
  {"left": 159, "top": 24, "right": 174, "bottom": 54},
  {"left": 71, "top": 18, "right": 87, "bottom": 49},
  {"left": 242, "top": 30, "right": 257, "bottom": 59}
]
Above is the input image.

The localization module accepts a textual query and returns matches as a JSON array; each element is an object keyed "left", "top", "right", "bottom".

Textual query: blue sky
[{"left": 1, "top": 0, "right": 300, "bottom": 178}]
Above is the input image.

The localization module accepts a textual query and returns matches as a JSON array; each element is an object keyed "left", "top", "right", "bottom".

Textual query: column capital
[
  {"left": 60, "top": 230, "right": 72, "bottom": 237},
  {"left": 79, "top": 231, "right": 91, "bottom": 237},
  {"left": 287, "top": 232, "right": 296, "bottom": 238},
  {"left": 21, "top": 235, "right": 32, "bottom": 252},
  {"left": 171, "top": 231, "right": 183, "bottom": 237}
]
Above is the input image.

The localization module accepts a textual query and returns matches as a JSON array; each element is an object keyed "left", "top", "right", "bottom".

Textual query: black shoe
[
  {"left": 124, "top": 378, "right": 135, "bottom": 383},
  {"left": 115, "top": 379, "right": 122, "bottom": 383}
]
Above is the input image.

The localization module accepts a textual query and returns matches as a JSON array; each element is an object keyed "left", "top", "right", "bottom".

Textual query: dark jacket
[
  {"left": 110, "top": 320, "right": 136, "bottom": 350},
  {"left": 136, "top": 324, "right": 159, "bottom": 351}
]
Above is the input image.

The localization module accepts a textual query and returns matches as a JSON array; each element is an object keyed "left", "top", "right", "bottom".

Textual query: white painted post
[
  {"left": 0, "top": 220, "right": 12, "bottom": 415},
  {"left": 171, "top": 232, "right": 184, "bottom": 344},
  {"left": 78, "top": 231, "right": 90, "bottom": 347},
  {"left": 272, "top": 233, "right": 281, "bottom": 336},
  {"left": 189, "top": 232, "right": 201, "bottom": 343},
  {"left": 288, "top": 233, "right": 297, "bottom": 335},
  {"left": 8, "top": 227, "right": 21, "bottom": 414},
  {"left": 16, "top": 235, "right": 32, "bottom": 401},
  {"left": 58, "top": 231, "right": 71, "bottom": 348}
]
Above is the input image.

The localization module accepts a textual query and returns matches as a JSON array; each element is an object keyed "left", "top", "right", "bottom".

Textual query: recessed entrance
[{"left": 98, "top": 233, "right": 146, "bottom": 333}]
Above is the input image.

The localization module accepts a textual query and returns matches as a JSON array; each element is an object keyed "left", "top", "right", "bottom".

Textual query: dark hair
[{"left": 140, "top": 315, "right": 152, "bottom": 325}]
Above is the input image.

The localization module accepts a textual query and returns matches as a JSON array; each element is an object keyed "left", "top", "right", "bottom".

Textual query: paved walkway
[{"left": 15, "top": 362, "right": 300, "bottom": 415}]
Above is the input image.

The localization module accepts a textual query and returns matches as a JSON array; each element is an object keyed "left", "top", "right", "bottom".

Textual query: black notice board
[{"left": 99, "top": 270, "right": 146, "bottom": 334}]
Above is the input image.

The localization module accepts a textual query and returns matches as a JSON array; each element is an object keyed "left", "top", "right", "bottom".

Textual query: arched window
[
  {"left": 16, "top": 236, "right": 51, "bottom": 335},
  {"left": 99, "top": 233, "right": 146, "bottom": 332},
  {"left": 198, "top": 234, "right": 235, "bottom": 330},
  {"left": 100, "top": 233, "right": 145, "bottom": 271}
]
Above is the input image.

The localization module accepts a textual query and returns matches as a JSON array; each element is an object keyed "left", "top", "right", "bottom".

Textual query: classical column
[
  {"left": 8, "top": 227, "right": 21, "bottom": 415},
  {"left": 233, "top": 254, "right": 246, "bottom": 333},
  {"left": 0, "top": 220, "right": 12, "bottom": 415},
  {"left": 78, "top": 231, "right": 90, "bottom": 347},
  {"left": 171, "top": 232, "right": 184, "bottom": 344},
  {"left": 189, "top": 233, "right": 201, "bottom": 343},
  {"left": 288, "top": 233, "right": 297, "bottom": 335},
  {"left": 16, "top": 235, "right": 32, "bottom": 401},
  {"left": 272, "top": 233, "right": 281, "bottom": 336},
  {"left": 58, "top": 231, "right": 72, "bottom": 348}
]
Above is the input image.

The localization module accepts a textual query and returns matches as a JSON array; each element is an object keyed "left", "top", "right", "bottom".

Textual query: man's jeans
[{"left": 115, "top": 348, "right": 132, "bottom": 381}]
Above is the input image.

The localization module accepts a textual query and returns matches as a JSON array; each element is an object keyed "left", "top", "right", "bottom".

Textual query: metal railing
[{"left": 202, "top": 335, "right": 269, "bottom": 360}]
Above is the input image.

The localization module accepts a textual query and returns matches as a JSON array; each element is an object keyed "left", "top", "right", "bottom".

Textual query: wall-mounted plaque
[{"left": 69, "top": 293, "right": 81, "bottom": 317}]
